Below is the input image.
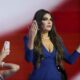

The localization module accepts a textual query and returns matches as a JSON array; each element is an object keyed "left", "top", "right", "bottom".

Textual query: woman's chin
[{"left": 46, "top": 28, "right": 52, "bottom": 32}]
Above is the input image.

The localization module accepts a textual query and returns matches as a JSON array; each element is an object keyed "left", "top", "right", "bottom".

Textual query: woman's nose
[{"left": 48, "top": 20, "right": 51, "bottom": 24}]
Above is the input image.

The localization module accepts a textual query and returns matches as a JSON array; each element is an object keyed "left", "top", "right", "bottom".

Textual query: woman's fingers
[
  {"left": 31, "top": 20, "right": 38, "bottom": 31},
  {"left": 34, "top": 20, "right": 38, "bottom": 30},
  {"left": 28, "top": 20, "right": 39, "bottom": 40}
]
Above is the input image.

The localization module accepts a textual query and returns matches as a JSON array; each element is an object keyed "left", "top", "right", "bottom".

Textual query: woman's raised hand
[{"left": 28, "top": 20, "right": 38, "bottom": 41}]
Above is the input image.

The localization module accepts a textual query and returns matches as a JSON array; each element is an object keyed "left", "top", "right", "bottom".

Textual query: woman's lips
[{"left": 47, "top": 25, "right": 51, "bottom": 27}]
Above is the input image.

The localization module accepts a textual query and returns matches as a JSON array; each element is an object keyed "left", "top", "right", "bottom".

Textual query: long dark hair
[{"left": 33, "top": 9, "right": 64, "bottom": 69}]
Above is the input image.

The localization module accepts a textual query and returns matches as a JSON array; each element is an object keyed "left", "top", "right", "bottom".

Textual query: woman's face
[{"left": 41, "top": 13, "right": 53, "bottom": 32}]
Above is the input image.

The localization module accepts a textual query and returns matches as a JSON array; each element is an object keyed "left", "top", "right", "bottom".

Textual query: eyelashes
[
  {"left": 50, "top": 18, "right": 53, "bottom": 21},
  {"left": 42, "top": 18, "right": 53, "bottom": 21}
]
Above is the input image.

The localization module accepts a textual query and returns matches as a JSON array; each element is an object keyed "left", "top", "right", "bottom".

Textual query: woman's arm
[
  {"left": 24, "top": 36, "right": 34, "bottom": 62},
  {"left": 62, "top": 44, "right": 80, "bottom": 64},
  {"left": 24, "top": 20, "right": 38, "bottom": 62}
]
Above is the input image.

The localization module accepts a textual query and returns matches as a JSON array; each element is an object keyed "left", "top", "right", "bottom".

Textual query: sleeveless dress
[{"left": 24, "top": 36, "right": 79, "bottom": 80}]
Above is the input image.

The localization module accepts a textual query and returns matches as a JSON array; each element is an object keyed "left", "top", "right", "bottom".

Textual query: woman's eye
[
  {"left": 50, "top": 18, "right": 53, "bottom": 21},
  {"left": 42, "top": 18, "right": 47, "bottom": 20},
  {"left": 42, "top": 18, "right": 52, "bottom": 21}
]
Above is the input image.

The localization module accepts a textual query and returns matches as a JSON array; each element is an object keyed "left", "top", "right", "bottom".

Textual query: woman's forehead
[{"left": 43, "top": 13, "right": 51, "bottom": 18}]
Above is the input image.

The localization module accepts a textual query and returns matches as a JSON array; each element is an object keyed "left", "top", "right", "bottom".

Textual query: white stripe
[{"left": 0, "top": 0, "right": 65, "bottom": 36}]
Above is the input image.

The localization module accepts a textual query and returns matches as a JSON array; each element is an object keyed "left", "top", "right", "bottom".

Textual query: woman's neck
[{"left": 41, "top": 32, "right": 50, "bottom": 39}]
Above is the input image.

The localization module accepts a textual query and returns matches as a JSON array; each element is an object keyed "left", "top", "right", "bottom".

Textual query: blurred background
[{"left": 0, "top": 0, "right": 80, "bottom": 80}]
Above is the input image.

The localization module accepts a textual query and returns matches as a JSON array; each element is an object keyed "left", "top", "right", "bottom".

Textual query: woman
[
  {"left": 0, "top": 41, "right": 20, "bottom": 80},
  {"left": 24, "top": 9, "right": 80, "bottom": 80}
]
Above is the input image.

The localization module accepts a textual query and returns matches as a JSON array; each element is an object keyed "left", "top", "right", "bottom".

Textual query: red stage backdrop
[{"left": 0, "top": 0, "right": 80, "bottom": 80}]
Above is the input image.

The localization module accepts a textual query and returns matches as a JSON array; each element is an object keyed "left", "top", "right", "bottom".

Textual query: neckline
[{"left": 42, "top": 44, "right": 54, "bottom": 54}]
